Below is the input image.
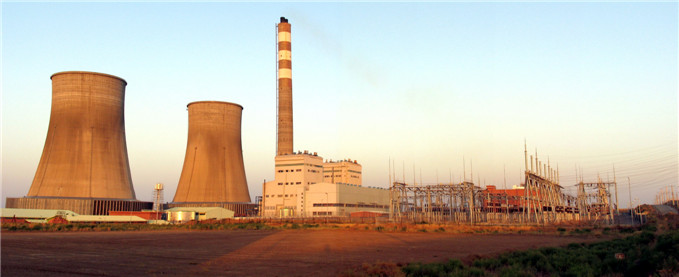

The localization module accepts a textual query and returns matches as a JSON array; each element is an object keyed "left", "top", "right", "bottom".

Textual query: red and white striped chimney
[{"left": 277, "top": 17, "right": 293, "bottom": 156}]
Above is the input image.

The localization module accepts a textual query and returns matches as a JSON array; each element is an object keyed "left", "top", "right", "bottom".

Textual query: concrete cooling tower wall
[
  {"left": 28, "top": 71, "right": 136, "bottom": 200},
  {"left": 172, "top": 101, "right": 251, "bottom": 204},
  {"left": 6, "top": 71, "right": 151, "bottom": 215}
]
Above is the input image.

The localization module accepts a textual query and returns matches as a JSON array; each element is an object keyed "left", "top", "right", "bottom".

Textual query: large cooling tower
[
  {"left": 277, "top": 16, "right": 293, "bottom": 156},
  {"left": 27, "top": 71, "right": 136, "bottom": 200},
  {"left": 172, "top": 101, "right": 251, "bottom": 203}
]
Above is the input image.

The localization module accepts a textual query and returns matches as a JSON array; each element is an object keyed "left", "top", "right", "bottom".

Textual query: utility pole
[
  {"left": 628, "top": 177, "right": 632, "bottom": 213},
  {"left": 503, "top": 165, "right": 507, "bottom": 190},
  {"left": 614, "top": 166, "right": 619, "bottom": 214},
  {"left": 463, "top": 156, "right": 466, "bottom": 182},
  {"left": 673, "top": 185, "right": 676, "bottom": 202}
]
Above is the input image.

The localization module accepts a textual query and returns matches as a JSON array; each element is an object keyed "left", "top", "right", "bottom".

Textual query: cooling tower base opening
[
  {"left": 5, "top": 197, "right": 152, "bottom": 215},
  {"left": 168, "top": 202, "right": 257, "bottom": 217}
]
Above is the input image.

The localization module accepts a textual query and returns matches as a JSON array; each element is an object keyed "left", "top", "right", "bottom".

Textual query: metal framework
[
  {"left": 390, "top": 181, "right": 482, "bottom": 224},
  {"left": 576, "top": 180, "right": 615, "bottom": 224},
  {"left": 389, "top": 144, "right": 615, "bottom": 226}
]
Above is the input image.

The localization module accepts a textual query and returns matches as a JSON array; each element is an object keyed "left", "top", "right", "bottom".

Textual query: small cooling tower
[{"left": 172, "top": 101, "right": 251, "bottom": 204}]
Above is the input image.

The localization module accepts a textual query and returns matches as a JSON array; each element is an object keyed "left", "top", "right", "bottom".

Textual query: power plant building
[
  {"left": 6, "top": 71, "right": 151, "bottom": 215},
  {"left": 169, "top": 101, "right": 255, "bottom": 216},
  {"left": 262, "top": 152, "right": 389, "bottom": 217},
  {"left": 262, "top": 17, "right": 389, "bottom": 218},
  {"left": 324, "top": 159, "right": 362, "bottom": 186}
]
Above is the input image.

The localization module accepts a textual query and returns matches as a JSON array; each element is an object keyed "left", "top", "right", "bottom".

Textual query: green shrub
[
  {"left": 473, "top": 257, "right": 501, "bottom": 270},
  {"left": 498, "top": 264, "right": 532, "bottom": 277},
  {"left": 641, "top": 224, "right": 657, "bottom": 232},
  {"left": 619, "top": 227, "right": 635, "bottom": 233},
  {"left": 401, "top": 230, "right": 679, "bottom": 277}
]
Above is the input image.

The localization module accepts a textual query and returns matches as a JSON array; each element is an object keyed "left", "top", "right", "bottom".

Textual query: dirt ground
[{"left": 2, "top": 229, "right": 601, "bottom": 276}]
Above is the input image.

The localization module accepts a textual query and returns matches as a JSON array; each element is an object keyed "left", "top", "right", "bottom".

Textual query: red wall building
[{"left": 109, "top": 211, "right": 163, "bottom": 220}]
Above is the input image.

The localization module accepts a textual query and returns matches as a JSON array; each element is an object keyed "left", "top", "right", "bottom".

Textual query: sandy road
[{"left": 2, "top": 229, "right": 599, "bottom": 276}]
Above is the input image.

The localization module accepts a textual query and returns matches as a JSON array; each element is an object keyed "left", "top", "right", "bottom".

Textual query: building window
[
  {"left": 296, "top": 182, "right": 301, "bottom": 185},
  {"left": 278, "top": 183, "right": 283, "bottom": 185},
  {"left": 296, "top": 169, "right": 302, "bottom": 172},
  {"left": 278, "top": 170, "right": 284, "bottom": 173}
]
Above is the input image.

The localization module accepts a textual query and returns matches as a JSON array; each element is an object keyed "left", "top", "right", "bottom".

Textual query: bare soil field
[{"left": 2, "top": 229, "right": 601, "bottom": 276}]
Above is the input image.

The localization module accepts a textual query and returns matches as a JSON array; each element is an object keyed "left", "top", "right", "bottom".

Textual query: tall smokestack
[
  {"left": 27, "top": 71, "right": 136, "bottom": 200},
  {"left": 277, "top": 16, "right": 293, "bottom": 156}
]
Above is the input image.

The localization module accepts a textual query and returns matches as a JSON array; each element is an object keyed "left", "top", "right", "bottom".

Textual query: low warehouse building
[
  {"left": 165, "top": 207, "right": 234, "bottom": 224},
  {"left": 109, "top": 210, "right": 164, "bottom": 220},
  {"left": 1, "top": 208, "right": 78, "bottom": 223},
  {"left": 350, "top": 211, "right": 388, "bottom": 218},
  {"left": 64, "top": 215, "right": 147, "bottom": 224}
]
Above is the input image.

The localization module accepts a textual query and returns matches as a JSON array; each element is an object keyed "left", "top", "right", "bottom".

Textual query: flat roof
[
  {"left": 1, "top": 208, "right": 79, "bottom": 219},
  {"left": 166, "top": 207, "right": 234, "bottom": 213},
  {"left": 66, "top": 215, "right": 146, "bottom": 222}
]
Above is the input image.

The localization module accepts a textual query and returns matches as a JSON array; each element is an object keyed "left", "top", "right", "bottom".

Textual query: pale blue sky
[{"left": 2, "top": 2, "right": 677, "bottom": 207}]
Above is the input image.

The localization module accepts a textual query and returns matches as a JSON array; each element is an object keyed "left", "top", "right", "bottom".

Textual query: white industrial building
[
  {"left": 261, "top": 151, "right": 389, "bottom": 218},
  {"left": 165, "top": 207, "right": 235, "bottom": 223},
  {"left": 262, "top": 17, "right": 389, "bottom": 218}
]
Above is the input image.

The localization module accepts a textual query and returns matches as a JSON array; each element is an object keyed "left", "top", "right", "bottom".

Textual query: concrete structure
[
  {"left": 6, "top": 198, "right": 151, "bottom": 216},
  {"left": 64, "top": 215, "right": 147, "bottom": 224},
  {"left": 109, "top": 210, "right": 163, "bottom": 220},
  {"left": 261, "top": 17, "right": 389, "bottom": 218},
  {"left": 165, "top": 207, "right": 234, "bottom": 224},
  {"left": 1, "top": 208, "right": 78, "bottom": 223},
  {"left": 6, "top": 71, "right": 151, "bottom": 215},
  {"left": 481, "top": 185, "right": 526, "bottom": 212},
  {"left": 29, "top": 71, "right": 135, "bottom": 199},
  {"left": 277, "top": 16, "right": 293, "bottom": 156},
  {"left": 304, "top": 182, "right": 389, "bottom": 217},
  {"left": 274, "top": 151, "right": 324, "bottom": 187},
  {"left": 324, "top": 159, "right": 362, "bottom": 186},
  {"left": 262, "top": 152, "right": 389, "bottom": 218},
  {"left": 171, "top": 101, "right": 252, "bottom": 215},
  {"left": 0, "top": 208, "right": 146, "bottom": 224}
]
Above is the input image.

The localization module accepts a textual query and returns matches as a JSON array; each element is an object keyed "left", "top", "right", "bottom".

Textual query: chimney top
[{"left": 280, "top": 17, "right": 288, "bottom": 23}]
